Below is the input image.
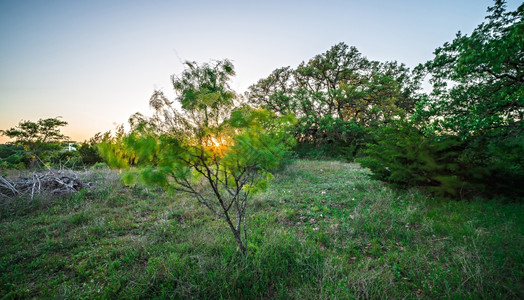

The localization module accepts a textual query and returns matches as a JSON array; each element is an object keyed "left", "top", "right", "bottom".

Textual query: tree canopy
[
  {"left": 1, "top": 117, "right": 69, "bottom": 148},
  {"left": 246, "top": 42, "right": 422, "bottom": 157},
  {"left": 360, "top": 0, "right": 524, "bottom": 198},
  {"left": 417, "top": 0, "right": 523, "bottom": 138}
]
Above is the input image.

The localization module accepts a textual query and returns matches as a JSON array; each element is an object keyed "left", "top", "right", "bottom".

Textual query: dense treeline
[{"left": 246, "top": 0, "right": 523, "bottom": 198}]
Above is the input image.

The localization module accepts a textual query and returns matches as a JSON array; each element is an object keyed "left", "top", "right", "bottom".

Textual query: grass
[{"left": 0, "top": 160, "right": 522, "bottom": 299}]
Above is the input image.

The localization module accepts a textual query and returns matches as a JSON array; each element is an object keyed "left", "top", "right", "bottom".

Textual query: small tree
[
  {"left": 100, "top": 60, "right": 295, "bottom": 255},
  {"left": 1, "top": 117, "right": 68, "bottom": 148},
  {"left": 1, "top": 117, "right": 69, "bottom": 168}
]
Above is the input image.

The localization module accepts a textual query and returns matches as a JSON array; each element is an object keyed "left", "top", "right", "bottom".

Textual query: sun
[
  {"left": 210, "top": 137, "right": 221, "bottom": 147},
  {"left": 204, "top": 136, "right": 228, "bottom": 153}
]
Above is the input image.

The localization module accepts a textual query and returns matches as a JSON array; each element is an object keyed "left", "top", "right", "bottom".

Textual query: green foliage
[
  {"left": 45, "top": 144, "right": 83, "bottom": 169},
  {"left": 0, "top": 118, "right": 103, "bottom": 170},
  {"left": 416, "top": 0, "right": 523, "bottom": 137},
  {"left": 360, "top": 121, "right": 524, "bottom": 198},
  {"left": 98, "top": 126, "right": 138, "bottom": 169},
  {"left": 294, "top": 115, "right": 367, "bottom": 159},
  {"left": 1, "top": 160, "right": 522, "bottom": 298},
  {"left": 247, "top": 43, "right": 422, "bottom": 159},
  {"left": 1, "top": 117, "right": 68, "bottom": 149},
  {"left": 0, "top": 144, "right": 28, "bottom": 170},
  {"left": 100, "top": 60, "right": 295, "bottom": 255},
  {"left": 0, "top": 140, "right": 99, "bottom": 171},
  {"left": 77, "top": 133, "right": 104, "bottom": 165},
  {"left": 359, "top": 121, "right": 471, "bottom": 198},
  {"left": 359, "top": 1, "right": 523, "bottom": 199},
  {"left": 459, "top": 134, "right": 524, "bottom": 197},
  {"left": 408, "top": 0, "right": 524, "bottom": 198},
  {"left": 0, "top": 117, "right": 73, "bottom": 169}
]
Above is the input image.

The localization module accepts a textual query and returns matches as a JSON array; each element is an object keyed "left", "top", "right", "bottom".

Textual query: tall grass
[{"left": 1, "top": 160, "right": 522, "bottom": 298}]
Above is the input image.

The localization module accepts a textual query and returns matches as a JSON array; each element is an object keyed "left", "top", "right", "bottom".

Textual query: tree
[
  {"left": 361, "top": 1, "right": 523, "bottom": 198},
  {"left": 1, "top": 117, "right": 69, "bottom": 168},
  {"left": 246, "top": 43, "right": 421, "bottom": 158},
  {"left": 417, "top": 0, "right": 523, "bottom": 138},
  {"left": 414, "top": 0, "right": 524, "bottom": 196},
  {"left": 1, "top": 117, "right": 69, "bottom": 149},
  {"left": 100, "top": 60, "right": 295, "bottom": 255}
]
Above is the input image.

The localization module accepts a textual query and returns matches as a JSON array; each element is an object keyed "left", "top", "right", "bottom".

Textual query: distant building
[{"left": 63, "top": 143, "right": 77, "bottom": 152}]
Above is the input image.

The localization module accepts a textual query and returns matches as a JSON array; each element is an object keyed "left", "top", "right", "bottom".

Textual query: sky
[{"left": 0, "top": 0, "right": 521, "bottom": 143}]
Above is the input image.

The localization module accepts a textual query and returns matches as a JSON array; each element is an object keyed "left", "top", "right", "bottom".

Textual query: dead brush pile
[{"left": 0, "top": 170, "right": 92, "bottom": 199}]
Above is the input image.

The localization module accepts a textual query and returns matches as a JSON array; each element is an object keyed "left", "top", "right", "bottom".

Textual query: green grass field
[{"left": 1, "top": 160, "right": 523, "bottom": 299}]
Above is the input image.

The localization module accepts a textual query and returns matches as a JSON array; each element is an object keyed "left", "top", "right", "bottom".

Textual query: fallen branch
[
  {"left": 0, "top": 170, "right": 91, "bottom": 199},
  {"left": 0, "top": 176, "right": 19, "bottom": 197}
]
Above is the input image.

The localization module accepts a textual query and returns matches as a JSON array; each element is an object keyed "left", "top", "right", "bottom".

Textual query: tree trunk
[
  {"left": 231, "top": 226, "right": 247, "bottom": 255},
  {"left": 224, "top": 215, "right": 247, "bottom": 256}
]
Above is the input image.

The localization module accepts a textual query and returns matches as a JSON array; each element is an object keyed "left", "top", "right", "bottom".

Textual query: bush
[
  {"left": 293, "top": 116, "right": 368, "bottom": 160},
  {"left": 78, "top": 134, "right": 104, "bottom": 166},
  {"left": 358, "top": 121, "right": 470, "bottom": 198},
  {"left": 460, "top": 135, "right": 524, "bottom": 198},
  {"left": 359, "top": 121, "right": 524, "bottom": 199},
  {"left": 0, "top": 144, "right": 28, "bottom": 170}
]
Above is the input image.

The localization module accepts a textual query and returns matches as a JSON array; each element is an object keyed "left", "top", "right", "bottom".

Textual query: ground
[{"left": 1, "top": 160, "right": 522, "bottom": 299}]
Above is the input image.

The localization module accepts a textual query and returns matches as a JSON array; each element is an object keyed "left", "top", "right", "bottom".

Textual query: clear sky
[{"left": 0, "top": 0, "right": 520, "bottom": 143}]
